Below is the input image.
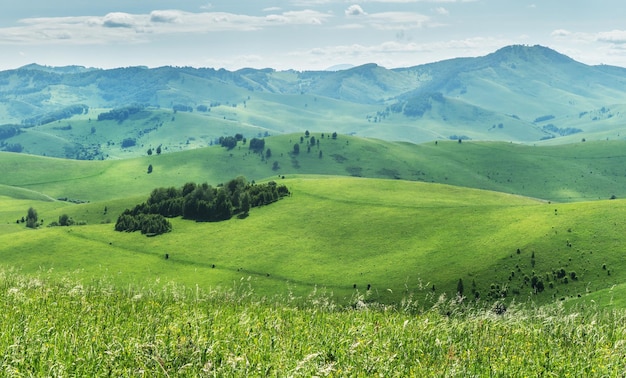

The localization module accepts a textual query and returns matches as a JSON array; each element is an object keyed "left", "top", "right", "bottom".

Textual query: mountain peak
[{"left": 488, "top": 45, "right": 575, "bottom": 65}]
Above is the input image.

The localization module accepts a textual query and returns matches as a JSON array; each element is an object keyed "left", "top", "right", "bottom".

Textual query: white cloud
[
  {"left": 551, "top": 29, "right": 571, "bottom": 38},
  {"left": 597, "top": 30, "right": 626, "bottom": 44},
  {"left": 434, "top": 7, "right": 449, "bottom": 15},
  {"left": 551, "top": 29, "right": 626, "bottom": 45},
  {"left": 150, "top": 10, "right": 182, "bottom": 24},
  {"left": 346, "top": 5, "right": 367, "bottom": 17},
  {"left": 359, "top": 0, "right": 475, "bottom": 2},
  {"left": 290, "top": 0, "right": 333, "bottom": 6},
  {"left": 102, "top": 12, "right": 136, "bottom": 28},
  {"left": 366, "top": 12, "right": 430, "bottom": 30},
  {"left": 290, "top": 36, "right": 511, "bottom": 68},
  {"left": 0, "top": 9, "right": 333, "bottom": 46}
]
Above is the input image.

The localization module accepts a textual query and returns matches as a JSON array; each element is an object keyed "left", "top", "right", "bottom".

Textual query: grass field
[
  {"left": 3, "top": 134, "right": 626, "bottom": 374},
  {"left": 3, "top": 136, "right": 626, "bottom": 305},
  {"left": 5, "top": 135, "right": 626, "bottom": 203},
  {"left": 2, "top": 174, "right": 626, "bottom": 307},
  {"left": 0, "top": 269, "right": 624, "bottom": 376}
]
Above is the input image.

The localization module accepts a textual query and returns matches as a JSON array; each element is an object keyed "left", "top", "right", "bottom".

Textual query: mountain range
[{"left": 2, "top": 44, "right": 626, "bottom": 159}]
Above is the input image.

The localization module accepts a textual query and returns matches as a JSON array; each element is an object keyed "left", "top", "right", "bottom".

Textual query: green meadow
[
  {"left": 1, "top": 269, "right": 625, "bottom": 376},
  {"left": 2, "top": 134, "right": 626, "bottom": 374},
  {"left": 2, "top": 135, "right": 626, "bottom": 306}
]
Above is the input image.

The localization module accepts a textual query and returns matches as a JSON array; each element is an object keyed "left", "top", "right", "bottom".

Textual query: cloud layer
[{"left": 1, "top": 1, "right": 625, "bottom": 70}]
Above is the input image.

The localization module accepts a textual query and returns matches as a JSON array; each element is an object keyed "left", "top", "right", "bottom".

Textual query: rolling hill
[
  {"left": 2, "top": 135, "right": 626, "bottom": 307},
  {"left": 2, "top": 45, "right": 626, "bottom": 159}
]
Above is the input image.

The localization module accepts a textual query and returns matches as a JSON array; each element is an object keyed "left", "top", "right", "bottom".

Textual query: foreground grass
[{"left": 1, "top": 270, "right": 624, "bottom": 377}]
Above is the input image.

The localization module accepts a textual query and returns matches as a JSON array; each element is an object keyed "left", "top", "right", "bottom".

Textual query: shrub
[{"left": 121, "top": 138, "right": 136, "bottom": 148}]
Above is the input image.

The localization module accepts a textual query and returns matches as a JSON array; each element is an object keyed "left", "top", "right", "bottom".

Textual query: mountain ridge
[{"left": 2, "top": 44, "right": 626, "bottom": 159}]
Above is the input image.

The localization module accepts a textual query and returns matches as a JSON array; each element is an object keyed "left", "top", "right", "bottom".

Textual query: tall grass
[{"left": 0, "top": 269, "right": 624, "bottom": 376}]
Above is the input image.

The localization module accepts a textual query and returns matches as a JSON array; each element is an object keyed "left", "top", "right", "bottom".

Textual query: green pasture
[
  {"left": 4, "top": 135, "right": 626, "bottom": 204},
  {"left": 2, "top": 175, "right": 625, "bottom": 307}
]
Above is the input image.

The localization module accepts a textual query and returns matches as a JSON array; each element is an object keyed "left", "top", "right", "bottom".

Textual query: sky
[{"left": 1, "top": 0, "right": 626, "bottom": 71}]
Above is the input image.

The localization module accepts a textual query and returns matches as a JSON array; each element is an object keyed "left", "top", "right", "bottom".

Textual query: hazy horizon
[{"left": 1, "top": 1, "right": 626, "bottom": 71}]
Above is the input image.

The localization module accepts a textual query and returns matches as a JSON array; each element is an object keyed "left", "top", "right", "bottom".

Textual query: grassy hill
[
  {"left": 3, "top": 134, "right": 626, "bottom": 203},
  {"left": 3, "top": 135, "right": 626, "bottom": 307}
]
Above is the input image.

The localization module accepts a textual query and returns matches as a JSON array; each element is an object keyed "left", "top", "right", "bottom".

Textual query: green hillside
[
  {"left": 3, "top": 134, "right": 626, "bottom": 203},
  {"left": 1, "top": 173, "right": 625, "bottom": 307},
  {"left": 3, "top": 45, "right": 626, "bottom": 159},
  {"left": 3, "top": 135, "right": 626, "bottom": 306}
]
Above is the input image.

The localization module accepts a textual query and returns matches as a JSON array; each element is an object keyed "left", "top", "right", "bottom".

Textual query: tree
[
  {"left": 305, "top": 130, "right": 310, "bottom": 137},
  {"left": 310, "top": 136, "right": 316, "bottom": 146},
  {"left": 240, "top": 192, "right": 251, "bottom": 215},
  {"left": 332, "top": 132, "right": 337, "bottom": 139},
  {"left": 272, "top": 161, "right": 280, "bottom": 171},
  {"left": 293, "top": 143, "right": 300, "bottom": 154},
  {"left": 457, "top": 278, "right": 464, "bottom": 296},
  {"left": 147, "top": 164, "right": 153, "bottom": 174},
  {"left": 147, "top": 148, "right": 153, "bottom": 156},
  {"left": 156, "top": 145, "right": 162, "bottom": 155},
  {"left": 220, "top": 136, "right": 237, "bottom": 150},
  {"left": 26, "top": 207, "right": 38, "bottom": 229},
  {"left": 249, "top": 138, "right": 265, "bottom": 152},
  {"left": 121, "top": 138, "right": 136, "bottom": 148},
  {"left": 59, "top": 214, "right": 72, "bottom": 226},
  {"left": 266, "top": 148, "right": 272, "bottom": 159}
]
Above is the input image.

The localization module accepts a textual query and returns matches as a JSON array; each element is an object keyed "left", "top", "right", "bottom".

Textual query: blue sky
[{"left": 1, "top": 1, "right": 625, "bottom": 71}]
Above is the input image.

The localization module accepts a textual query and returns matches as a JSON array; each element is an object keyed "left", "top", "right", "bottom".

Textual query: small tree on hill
[
  {"left": 26, "top": 207, "right": 38, "bottom": 229},
  {"left": 457, "top": 278, "right": 464, "bottom": 296},
  {"left": 240, "top": 192, "right": 251, "bottom": 216},
  {"left": 293, "top": 143, "right": 300, "bottom": 154},
  {"left": 156, "top": 145, "right": 162, "bottom": 155}
]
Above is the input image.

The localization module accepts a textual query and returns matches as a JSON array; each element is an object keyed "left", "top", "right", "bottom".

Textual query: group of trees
[
  {"left": 147, "top": 145, "right": 162, "bottom": 156},
  {"left": 115, "top": 176, "right": 289, "bottom": 235},
  {"left": 172, "top": 104, "right": 193, "bottom": 113},
  {"left": 249, "top": 138, "right": 265, "bottom": 152},
  {"left": 16, "top": 207, "right": 39, "bottom": 228},
  {"left": 0, "top": 124, "right": 21, "bottom": 140},
  {"left": 97, "top": 104, "right": 145, "bottom": 122}
]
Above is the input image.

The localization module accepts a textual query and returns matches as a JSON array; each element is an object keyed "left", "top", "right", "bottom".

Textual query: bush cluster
[
  {"left": 115, "top": 176, "right": 289, "bottom": 235},
  {"left": 97, "top": 104, "right": 145, "bottom": 122}
]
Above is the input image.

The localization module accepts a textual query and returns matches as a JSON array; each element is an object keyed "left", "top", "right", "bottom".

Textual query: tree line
[
  {"left": 115, "top": 176, "right": 289, "bottom": 235},
  {"left": 97, "top": 104, "right": 145, "bottom": 122}
]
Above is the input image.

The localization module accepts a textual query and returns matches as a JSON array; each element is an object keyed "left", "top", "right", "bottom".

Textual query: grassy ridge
[
  {"left": 1, "top": 269, "right": 624, "bottom": 376},
  {"left": 3, "top": 135, "right": 626, "bottom": 203},
  {"left": 2, "top": 176, "right": 625, "bottom": 306},
  {"left": 3, "top": 136, "right": 626, "bottom": 305}
]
